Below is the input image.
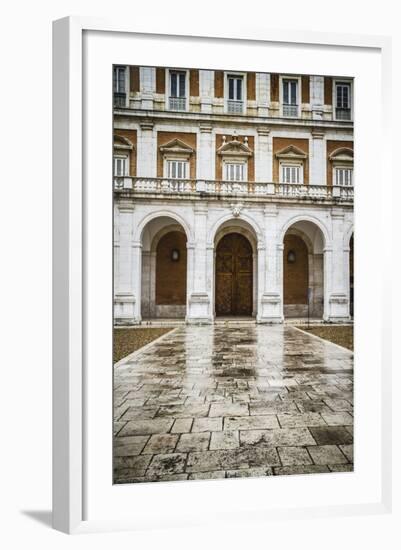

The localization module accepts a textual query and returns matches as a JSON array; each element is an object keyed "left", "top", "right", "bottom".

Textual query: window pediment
[
  {"left": 329, "top": 147, "right": 354, "bottom": 164},
  {"left": 275, "top": 144, "right": 307, "bottom": 160},
  {"left": 217, "top": 135, "right": 253, "bottom": 158},
  {"left": 159, "top": 138, "right": 194, "bottom": 158},
  {"left": 114, "top": 134, "right": 134, "bottom": 151}
]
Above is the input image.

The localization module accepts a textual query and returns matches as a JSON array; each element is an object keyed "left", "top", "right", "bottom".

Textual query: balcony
[
  {"left": 227, "top": 100, "right": 244, "bottom": 114},
  {"left": 169, "top": 97, "right": 186, "bottom": 111},
  {"left": 114, "top": 177, "right": 353, "bottom": 202},
  {"left": 283, "top": 104, "right": 298, "bottom": 117}
]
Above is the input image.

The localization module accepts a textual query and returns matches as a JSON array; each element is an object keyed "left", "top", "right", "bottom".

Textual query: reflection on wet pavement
[{"left": 114, "top": 324, "right": 353, "bottom": 483}]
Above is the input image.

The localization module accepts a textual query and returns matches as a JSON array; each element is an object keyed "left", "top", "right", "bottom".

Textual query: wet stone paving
[{"left": 113, "top": 325, "right": 353, "bottom": 483}]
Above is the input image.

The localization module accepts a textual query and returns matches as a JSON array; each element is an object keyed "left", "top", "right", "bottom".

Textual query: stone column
[
  {"left": 187, "top": 204, "right": 212, "bottom": 323},
  {"left": 257, "top": 205, "right": 282, "bottom": 323},
  {"left": 327, "top": 208, "right": 349, "bottom": 321},
  {"left": 255, "top": 127, "right": 271, "bottom": 182},
  {"left": 199, "top": 70, "right": 214, "bottom": 114},
  {"left": 114, "top": 201, "right": 141, "bottom": 324},
  {"left": 310, "top": 129, "right": 326, "bottom": 186},
  {"left": 139, "top": 66, "right": 155, "bottom": 110},
  {"left": 197, "top": 124, "right": 214, "bottom": 181},
  {"left": 137, "top": 121, "right": 156, "bottom": 177},
  {"left": 310, "top": 75, "right": 324, "bottom": 121}
]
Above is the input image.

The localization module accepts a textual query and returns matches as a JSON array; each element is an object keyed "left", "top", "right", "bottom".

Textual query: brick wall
[
  {"left": 272, "top": 137, "right": 309, "bottom": 183},
  {"left": 284, "top": 234, "right": 308, "bottom": 304},
  {"left": 215, "top": 134, "right": 255, "bottom": 181},
  {"left": 156, "top": 231, "right": 187, "bottom": 305},
  {"left": 324, "top": 77, "right": 333, "bottom": 105},
  {"left": 326, "top": 140, "right": 353, "bottom": 185},
  {"left": 190, "top": 69, "right": 199, "bottom": 96},
  {"left": 129, "top": 66, "right": 140, "bottom": 93},
  {"left": 247, "top": 72, "right": 256, "bottom": 101},
  {"left": 270, "top": 74, "right": 279, "bottom": 102},
  {"left": 156, "top": 67, "right": 165, "bottom": 94},
  {"left": 157, "top": 132, "right": 197, "bottom": 178},
  {"left": 114, "top": 129, "right": 137, "bottom": 176},
  {"left": 302, "top": 75, "right": 310, "bottom": 103}
]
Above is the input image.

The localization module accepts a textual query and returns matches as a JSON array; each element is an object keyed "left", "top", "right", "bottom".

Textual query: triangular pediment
[
  {"left": 159, "top": 138, "right": 194, "bottom": 155},
  {"left": 217, "top": 136, "right": 253, "bottom": 157},
  {"left": 275, "top": 145, "right": 307, "bottom": 160},
  {"left": 329, "top": 147, "right": 354, "bottom": 163},
  {"left": 114, "top": 134, "right": 134, "bottom": 150}
]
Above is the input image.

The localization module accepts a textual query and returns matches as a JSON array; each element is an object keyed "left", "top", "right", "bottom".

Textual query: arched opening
[
  {"left": 215, "top": 232, "right": 253, "bottom": 317},
  {"left": 141, "top": 216, "right": 188, "bottom": 319},
  {"left": 349, "top": 234, "right": 354, "bottom": 318},
  {"left": 282, "top": 220, "right": 325, "bottom": 319}
]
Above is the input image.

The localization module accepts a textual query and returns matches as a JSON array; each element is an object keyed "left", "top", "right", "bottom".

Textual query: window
[
  {"left": 335, "top": 167, "right": 353, "bottom": 186},
  {"left": 281, "top": 164, "right": 302, "bottom": 184},
  {"left": 114, "top": 156, "right": 128, "bottom": 176},
  {"left": 169, "top": 71, "right": 186, "bottom": 111},
  {"left": 166, "top": 160, "right": 189, "bottom": 179},
  {"left": 113, "top": 66, "right": 126, "bottom": 107},
  {"left": 224, "top": 163, "right": 245, "bottom": 181},
  {"left": 335, "top": 82, "right": 351, "bottom": 120},
  {"left": 282, "top": 79, "right": 298, "bottom": 117},
  {"left": 227, "top": 75, "right": 244, "bottom": 113}
]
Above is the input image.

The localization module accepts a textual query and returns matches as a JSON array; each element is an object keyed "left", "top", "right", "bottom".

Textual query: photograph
[{"left": 112, "top": 65, "right": 354, "bottom": 484}]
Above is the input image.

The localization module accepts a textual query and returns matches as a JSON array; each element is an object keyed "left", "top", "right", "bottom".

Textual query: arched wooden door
[{"left": 215, "top": 233, "right": 253, "bottom": 316}]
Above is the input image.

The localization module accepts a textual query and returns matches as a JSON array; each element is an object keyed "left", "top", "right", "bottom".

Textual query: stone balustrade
[{"left": 114, "top": 176, "right": 353, "bottom": 201}]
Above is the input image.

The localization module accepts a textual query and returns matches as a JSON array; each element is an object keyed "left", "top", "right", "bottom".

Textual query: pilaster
[
  {"left": 137, "top": 120, "right": 156, "bottom": 177},
  {"left": 255, "top": 127, "right": 272, "bottom": 182},
  {"left": 310, "top": 128, "right": 326, "bottom": 186},
  {"left": 139, "top": 66, "right": 155, "bottom": 110},
  {"left": 186, "top": 203, "right": 212, "bottom": 324},
  {"left": 257, "top": 205, "right": 282, "bottom": 323},
  {"left": 327, "top": 208, "right": 350, "bottom": 321}
]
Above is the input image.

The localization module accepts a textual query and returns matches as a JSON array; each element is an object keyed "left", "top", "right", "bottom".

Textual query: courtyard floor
[{"left": 113, "top": 324, "right": 353, "bottom": 483}]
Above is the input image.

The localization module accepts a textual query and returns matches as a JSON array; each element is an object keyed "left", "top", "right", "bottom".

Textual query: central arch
[{"left": 215, "top": 232, "right": 253, "bottom": 317}]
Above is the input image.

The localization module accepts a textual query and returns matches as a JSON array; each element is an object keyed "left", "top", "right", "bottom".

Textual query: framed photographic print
[{"left": 52, "top": 17, "right": 392, "bottom": 534}]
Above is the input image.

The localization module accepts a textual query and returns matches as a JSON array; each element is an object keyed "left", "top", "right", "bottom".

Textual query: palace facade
[{"left": 113, "top": 66, "right": 354, "bottom": 325}]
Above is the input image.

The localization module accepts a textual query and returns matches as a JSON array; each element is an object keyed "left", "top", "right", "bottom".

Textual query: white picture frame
[{"left": 52, "top": 17, "right": 392, "bottom": 534}]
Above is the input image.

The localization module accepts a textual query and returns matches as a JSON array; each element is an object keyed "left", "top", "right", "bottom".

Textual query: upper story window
[
  {"left": 282, "top": 78, "right": 298, "bottom": 117},
  {"left": 224, "top": 162, "right": 246, "bottom": 181},
  {"left": 113, "top": 155, "right": 128, "bottom": 176},
  {"left": 166, "top": 159, "right": 189, "bottom": 179},
  {"left": 335, "top": 167, "right": 353, "bottom": 186},
  {"left": 335, "top": 81, "right": 352, "bottom": 120},
  {"left": 281, "top": 163, "right": 302, "bottom": 184},
  {"left": 227, "top": 74, "right": 244, "bottom": 114},
  {"left": 113, "top": 66, "right": 127, "bottom": 108},
  {"left": 275, "top": 144, "right": 308, "bottom": 184},
  {"left": 169, "top": 70, "right": 187, "bottom": 111},
  {"left": 329, "top": 146, "right": 354, "bottom": 186}
]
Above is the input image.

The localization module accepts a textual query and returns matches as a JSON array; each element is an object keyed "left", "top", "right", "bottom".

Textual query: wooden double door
[{"left": 215, "top": 233, "right": 253, "bottom": 316}]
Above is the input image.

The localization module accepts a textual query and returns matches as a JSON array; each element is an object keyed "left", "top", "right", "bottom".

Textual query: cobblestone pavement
[{"left": 113, "top": 325, "right": 353, "bottom": 483}]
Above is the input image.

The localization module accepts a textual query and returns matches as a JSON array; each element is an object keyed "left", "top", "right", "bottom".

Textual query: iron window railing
[
  {"left": 113, "top": 92, "right": 126, "bottom": 108},
  {"left": 169, "top": 97, "right": 186, "bottom": 111},
  {"left": 335, "top": 107, "right": 352, "bottom": 120},
  {"left": 283, "top": 103, "right": 298, "bottom": 117},
  {"left": 227, "top": 99, "right": 244, "bottom": 114}
]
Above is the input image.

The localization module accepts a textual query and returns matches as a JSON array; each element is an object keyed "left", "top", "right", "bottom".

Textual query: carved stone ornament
[
  {"left": 231, "top": 202, "right": 244, "bottom": 217},
  {"left": 217, "top": 134, "right": 253, "bottom": 158}
]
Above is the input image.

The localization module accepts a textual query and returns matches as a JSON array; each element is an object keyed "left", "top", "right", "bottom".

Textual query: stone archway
[
  {"left": 215, "top": 232, "right": 253, "bottom": 316},
  {"left": 282, "top": 220, "right": 325, "bottom": 319},
  {"left": 141, "top": 216, "right": 188, "bottom": 319}
]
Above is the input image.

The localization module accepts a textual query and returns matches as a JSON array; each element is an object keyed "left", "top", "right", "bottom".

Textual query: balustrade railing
[{"left": 114, "top": 176, "right": 353, "bottom": 201}]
